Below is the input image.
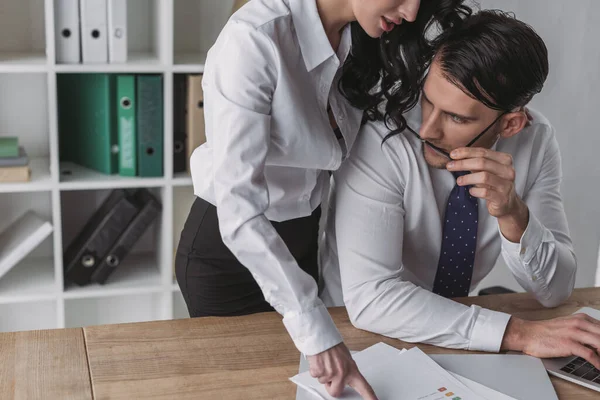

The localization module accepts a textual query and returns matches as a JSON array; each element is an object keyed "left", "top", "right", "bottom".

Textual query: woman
[{"left": 176, "top": 0, "right": 471, "bottom": 398}]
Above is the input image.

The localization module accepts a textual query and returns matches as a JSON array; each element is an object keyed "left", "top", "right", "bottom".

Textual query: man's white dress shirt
[
  {"left": 189, "top": 0, "right": 364, "bottom": 356},
  {"left": 321, "top": 106, "right": 577, "bottom": 353}
]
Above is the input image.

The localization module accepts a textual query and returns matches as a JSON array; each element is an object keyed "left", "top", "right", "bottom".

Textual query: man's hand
[
  {"left": 447, "top": 147, "right": 529, "bottom": 243},
  {"left": 502, "top": 314, "right": 600, "bottom": 368},
  {"left": 307, "top": 342, "right": 378, "bottom": 399}
]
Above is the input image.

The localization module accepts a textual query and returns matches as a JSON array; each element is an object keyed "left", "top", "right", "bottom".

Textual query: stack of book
[
  {"left": 0, "top": 137, "right": 31, "bottom": 183},
  {"left": 57, "top": 74, "right": 163, "bottom": 178},
  {"left": 63, "top": 188, "right": 161, "bottom": 286}
]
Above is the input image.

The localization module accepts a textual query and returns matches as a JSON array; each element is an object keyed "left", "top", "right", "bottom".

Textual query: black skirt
[{"left": 175, "top": 196, "right": 321, "bottom": 317}]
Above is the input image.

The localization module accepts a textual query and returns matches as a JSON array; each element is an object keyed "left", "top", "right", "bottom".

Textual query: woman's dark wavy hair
[{"left": 338, "top": 0, "right": 472, "bottom": 134}]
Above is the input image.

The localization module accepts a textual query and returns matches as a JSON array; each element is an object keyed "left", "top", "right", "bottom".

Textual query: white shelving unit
[{"left": 0, "top": 0, "right": 236, "bottom": 332}]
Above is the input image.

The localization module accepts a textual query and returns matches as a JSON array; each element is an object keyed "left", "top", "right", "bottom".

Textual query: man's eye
[{"left": 450, "top": 114, "right": 466, "bottom": 124}]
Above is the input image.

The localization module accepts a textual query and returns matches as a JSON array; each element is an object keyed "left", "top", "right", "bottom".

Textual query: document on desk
[{"left": 291, "top": 342, "right": 515, "bottom": 400}]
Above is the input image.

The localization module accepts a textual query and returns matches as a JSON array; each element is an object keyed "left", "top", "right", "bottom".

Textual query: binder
[
  {"left": 107, "top": 0, "right": 127, "bottom": 63},
  {"left": 0, "top": 147, "right": 29, "bottom": 167},
  {"left": 117, "top": 75, "right": 137, "bottom": 176},
  {"left": 91, "top": 189, "right": 161, "bottom": 284},
  {"left": 137, "top": 75, "right": 164, "bottom": 177},
  {"left": 186, "top": 74, "right": 206, "bottom": 173},
  {"left": 63, "top": 189, "right": 139, "bottom": 286},
  {"left": 54, "top": 0, "right": 81, "bottom": 63},
  {"left": 80, "top": 0, "right": 108, "bottom": 63},
  {"left": 0, "top": 137, "right": 19, "bottom": 158},
  {"left": 58, "top": 74, "right": 118, "bottom": 175},
  {"left": 0, "top": 211, "right": 53, "bottom": 281},
  {"left": 173, "top": 74, "right": 188, "bottom": 174}
]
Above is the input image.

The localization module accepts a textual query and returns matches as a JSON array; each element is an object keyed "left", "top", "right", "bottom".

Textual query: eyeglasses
[{"left": 405, "top": 111, "right": 508, "bottom": 159}]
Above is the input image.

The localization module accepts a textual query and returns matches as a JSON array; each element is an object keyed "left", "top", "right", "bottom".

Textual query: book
[
  {"left": 0, "top": 211, "right": 53, "bottom": 281},
  {"left": 0, "top": 137, "right": 19, "bottom": 158},
  {"left": 0, "top": 147, "right": 29, "bottom": 167},
  {"left": 0, "top": 166, "right": 31, "bottom": 183}
]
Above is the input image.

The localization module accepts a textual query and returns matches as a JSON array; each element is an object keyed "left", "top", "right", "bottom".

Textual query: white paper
[
  {"left": 291, "top": 343, "right": 485, "bottom": 400},
  {"left": 450, "top": 373, "right": 516, "bottom": 400}
]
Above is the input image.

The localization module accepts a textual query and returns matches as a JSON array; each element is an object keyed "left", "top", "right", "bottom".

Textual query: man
[{"left": 321, "top": 10, "right": 600, "bottom": 368}]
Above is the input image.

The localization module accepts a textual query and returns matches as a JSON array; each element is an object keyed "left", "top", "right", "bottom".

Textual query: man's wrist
[
  {"left": 501, "top": 316, "right": 528, "bottom": 351},
  {"left": 498, "top": 199, "right": 529, "bottom": 243}
]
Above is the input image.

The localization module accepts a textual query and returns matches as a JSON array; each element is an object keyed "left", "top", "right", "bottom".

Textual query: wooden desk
[
  {"left": 2, "top": 289, "right": 600, "bottom": 399},
  {"left": 0, "top": 328, "right": 92, "bottom": 400},
  {"left": 81, "top": 288, "right": 600, "bottom": 400}
]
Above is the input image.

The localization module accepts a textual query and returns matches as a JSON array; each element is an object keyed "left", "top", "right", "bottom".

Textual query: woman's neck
[{"left": 315, "top": 0, "right": 355, "bottom": 50}]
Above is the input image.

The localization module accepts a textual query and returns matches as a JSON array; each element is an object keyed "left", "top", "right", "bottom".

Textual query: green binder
[
  {"left": 136, "top": 75, "right": 164, "bottom": 177},
  {"left": 117, "top": 75, "right": 137, "bottom": 177},
  {"left": 0, "top": 137, "right": 19, "bottom": 158},
  {"left": 58, "top": 74, "right": 118, "bottom": 175}
]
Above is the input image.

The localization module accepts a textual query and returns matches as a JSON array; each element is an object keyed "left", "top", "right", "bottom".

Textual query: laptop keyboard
[{"left": 561, "top": 357, "right": 600, "bottom": 384}]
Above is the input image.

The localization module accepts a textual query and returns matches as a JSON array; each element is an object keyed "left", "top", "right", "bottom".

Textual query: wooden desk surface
[
  {"left": 0, "top": 328, "right": 92, "bottom": 400},
  {"left": 80, "top": 287, "right": 600, "bottom": 400}
]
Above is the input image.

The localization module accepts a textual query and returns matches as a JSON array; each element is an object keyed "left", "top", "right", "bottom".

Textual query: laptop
[{"left": 542, "top": 307, "right": 600, "bottom": 393}]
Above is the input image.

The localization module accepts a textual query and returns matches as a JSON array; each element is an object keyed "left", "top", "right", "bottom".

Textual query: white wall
[{"left": 471, "top": 0, "right": 600, "bottom": 293}]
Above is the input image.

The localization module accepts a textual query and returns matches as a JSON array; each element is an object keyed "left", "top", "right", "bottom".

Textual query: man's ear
[{"left": 499, "top": 111, "right": 528, "bottom": 139}]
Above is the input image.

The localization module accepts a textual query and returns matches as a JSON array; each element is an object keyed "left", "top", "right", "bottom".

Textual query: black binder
[
  {"left": 63, "top": 189, "right": 139, "bottom": 286},
  {"left": 91, "top": 189, "right": 161, "bottom": 284},
  {"left": 173, "top": 74, "right": 188, "bottom": 174}
]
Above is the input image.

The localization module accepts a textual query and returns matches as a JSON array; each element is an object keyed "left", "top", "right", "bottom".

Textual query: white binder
[
  {"left": 0, "top": 211, "right": 53, "bottom": 281},
  {"left": 80, "top": 0, "right": 108, "bottom": 63},
  {"left": 107, "top": 0, "right": 127, "bottom": 63},
  {"left": 54, "top": 0, "right": 81, "bottom": 63}
]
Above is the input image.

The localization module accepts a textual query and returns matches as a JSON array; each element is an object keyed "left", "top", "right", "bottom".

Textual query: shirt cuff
[
  {"left": 468, "top": 306, "right": 512, "bottom": 352},
  {"left": 499, "top": 211, "right": 545, "bottom": 264},
  {"left": 282, "top": 304, "right": 343, "bottom": 356}
]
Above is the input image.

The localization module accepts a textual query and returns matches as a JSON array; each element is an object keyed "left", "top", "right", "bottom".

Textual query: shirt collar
[{"left": 289, "top": 0, "right": 351, "bottom": 71}]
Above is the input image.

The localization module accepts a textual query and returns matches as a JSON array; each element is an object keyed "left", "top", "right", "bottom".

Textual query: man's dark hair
[{"left": 432, "top": 9, "right": 549, "bottom": 112}]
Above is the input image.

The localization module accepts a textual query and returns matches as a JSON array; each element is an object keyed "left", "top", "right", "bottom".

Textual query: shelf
[
  {"left": 59, "top": 162, "right": 166, "bottom": 191},
  {"left": 0, "top": 52, "right": 47, "bottom": 73},
  {"left": 65, "top": 291, "right": 164, "bottom": 328},
  {"left": 172, "top": 52, "right": 206, "bottom": 73},
  {"left": 0, "top": 300, "right": 57, "bottom": 332},
  {"left": 0, "top": 158, "right": 53, "bottom": 193},
  {"left": 63, "top": 254, "right": 162, "bottom": 299},
  {"left": 54, "top": 52, "right": 164, "bottom": 73},
  {"left": 172, "top": 172, "right": 193, "bottom": 187},
  {"left": 0, "top": 257, "right": 56, "bottom": 304}
]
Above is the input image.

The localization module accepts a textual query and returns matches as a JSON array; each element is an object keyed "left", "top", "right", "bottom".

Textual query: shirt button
[
  {"left": 532, "top": 275, "right": 538, "bottom": 281},
  {"left": 520, "top": 247, "right": 526, "bottom": 255},
  {"left": 320, "top": 83, "right": 327, "bottom": 93}
]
